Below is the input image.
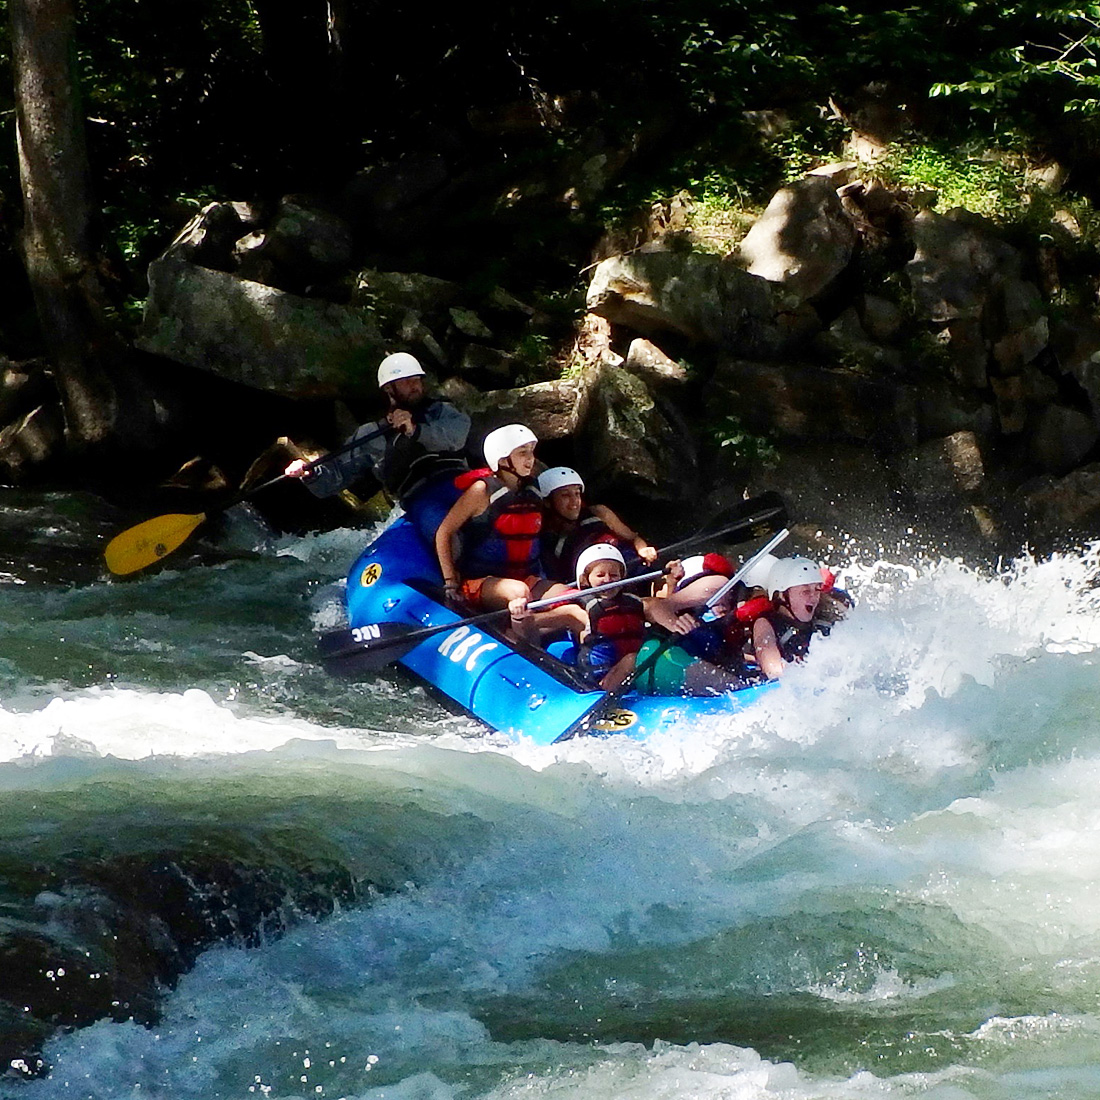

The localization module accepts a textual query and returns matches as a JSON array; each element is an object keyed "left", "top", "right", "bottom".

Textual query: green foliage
[
  {"left": 874, "top": 143, "right": 1026, "bottom": 219},
  {"left": 514, "top": 331, "right": 553, "bottom": 367},
  {"left": 929, "top": 3, "right": 1100, "bottom": 119},
  {"left": 706, "top": 415, "right": 778, "bottom": 468},
  {"left": 871, "top": 139, "right": 1100, "bottom": 263},
  {"left": 773, "top": 118, "right": 850, "bottom": 181},
  {"left": 7, "top": 0, "right": 1100, "bottom": 347}
]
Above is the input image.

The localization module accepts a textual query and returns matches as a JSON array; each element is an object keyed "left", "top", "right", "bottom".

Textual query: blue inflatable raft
[{"left": 337, "top": 518, "right": 777, "bottom": 745}]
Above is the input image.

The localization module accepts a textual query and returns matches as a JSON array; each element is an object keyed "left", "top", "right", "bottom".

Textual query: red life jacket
[
  {"left": 580, "top": 591, "right": 646, "bottom": 660},
  {"left": 716, "top": 595, "right": 775, "bottom": 656},
  {"left": 454, "top": 466, "right": 492, "bottom": 491},
  {"left": 458, "top": 474, "right": 543, "bottom": 581}
]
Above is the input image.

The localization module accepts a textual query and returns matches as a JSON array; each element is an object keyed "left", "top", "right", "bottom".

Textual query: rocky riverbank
[{"left": 5, "top": 160, "right": 1100, "bottom": 557}]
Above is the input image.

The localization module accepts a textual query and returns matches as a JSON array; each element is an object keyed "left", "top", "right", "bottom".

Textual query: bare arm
[
  {"left": 591, "top": 504, "right": 657, "bottom": 564},
  {"left": 653, "top": 559, "right": 684, "bottom": 598},
  {"left": 641, "top": 596, "right": 697, "bottom": 635},
  {"left": 752, "top": 616, "right": 785, "bottom": 680},
  {"left": 434, "top": 481, "right": 488, "bottom": 589}
]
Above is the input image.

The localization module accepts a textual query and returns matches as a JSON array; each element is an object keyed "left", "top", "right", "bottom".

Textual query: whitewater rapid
[{"left": 2, "top": 502, "right": 1100, "bottom": 1099}]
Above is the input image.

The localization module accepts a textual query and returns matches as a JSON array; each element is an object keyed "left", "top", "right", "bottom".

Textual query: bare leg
[
  {"left": 477, "top": 577, "right": 540, "bottom": 645},
  {"left": 598, "top": 652, "right": 636, "bottom": 691}
]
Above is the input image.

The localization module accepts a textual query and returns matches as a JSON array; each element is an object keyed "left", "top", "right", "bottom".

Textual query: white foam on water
[{"left": 5, "top": 540, "right": 1100, "bottom": 1099}]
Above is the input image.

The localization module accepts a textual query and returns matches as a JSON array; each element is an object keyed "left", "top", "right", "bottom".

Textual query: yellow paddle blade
[{"left": 104, "top": 512, "right": 208, "bottom": 575}]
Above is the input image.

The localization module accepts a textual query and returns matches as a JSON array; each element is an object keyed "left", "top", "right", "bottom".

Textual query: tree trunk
[{"left": 8, "top": 0, "right": 120, "bottom": 450}]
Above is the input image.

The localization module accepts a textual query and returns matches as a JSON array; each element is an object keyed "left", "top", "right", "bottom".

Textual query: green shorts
[{"left": 635, "top": 637, "right": 697, "bottom": 694}]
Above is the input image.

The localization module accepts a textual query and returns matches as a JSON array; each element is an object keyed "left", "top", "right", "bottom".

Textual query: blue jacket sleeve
[
  {"left": 415, "top": 401, "right": 470, "bottom": 453},
  {"left": 303, "top": 422, "right": 388, "bottom": 499}
]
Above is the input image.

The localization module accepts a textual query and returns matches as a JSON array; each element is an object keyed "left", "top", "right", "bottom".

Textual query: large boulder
[
  {"left": 1029, "top": 403, "right": 1099, "bottom": 475},
  {"left": 579, "top": 365, "right": 696, "bottom": 501},
  {"left": 351, "top": 269, "right": 463, "bottom": 315},
  {"left": 446, "top": 363, "right": 691, "bottom": 502},
  {"left": 894, "top": 431, "right": 986, "bottom": 501},
  {"left": 162, "top": 201, "right": 263, "bottom": 271},
  {"left": 255, "top": 199, "right": 353, "bottom": 284},
  {"left": 0, "top": 403, "right": 66, "bottom": 481},
  {"left": 1050, "top": 310, "right": 1100, "bottom": 423},
  {"left": 1023, "top": 463, "right": 1100, "bottom": 533},
  {"left": 445, "top": 373, "right": 593, "bottom": 443},
  {"left": 137, "top": 259, "right": 386, "bottom": 397},
  {"left": 623, "top": 338, "right": 689, "bottom": 388},
  {"left": 585, "top": 247, "right": 814, "bottom": 355},
  {"left": 905, "top": 210, "right": 1050, "bottom": 394},
  {"left": 708, "top": 357, "right": 919, "bottom": 450},
  {"left": 736, "top": 174, "right": 858, "bottom": 301},
  {"left": 907, "top": 209, "right": 1023, "bottom": 324},
  {"left": 743, "top": 441, "right": 903, "bottom": 552}
]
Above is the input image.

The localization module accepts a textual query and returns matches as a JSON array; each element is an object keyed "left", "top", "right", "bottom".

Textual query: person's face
[
  {"left": 387, "top": 375, "right": 424, "bottom": 407},
  {"left": 505, "top": 442, "right": 537, "bottom": 477},
  {"left": 585, "top": 560, "right": 624, "bottom": 588},
  {"left": 549, "top": 484, "right": 583, "bottom": 522},
  {"left": 785, "top": 582, "right": 822, "bottom": 622}
]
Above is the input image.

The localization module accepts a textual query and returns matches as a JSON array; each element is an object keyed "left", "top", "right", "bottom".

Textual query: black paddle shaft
[{"left": 318, "top": 493, "right": 789, "bottom": 671}]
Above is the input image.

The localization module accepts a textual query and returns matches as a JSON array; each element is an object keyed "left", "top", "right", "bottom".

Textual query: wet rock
[
  {"left": 623, "top": 338, "right": 689, "bottom": 387},
  {"left": 894, "top": 431, "right": 986, "bottom": 501},
  {"left": 137, "top": 258, "right": 387, "bottom": 397},
  {"left": 1029, "top": 403, "right": 1099, "bottom": 475},
  {"left": 0, "top": 359, "right": 52, "bottom": 426},
  {"left": 709, "top": 357, "right": 919, "bottom": 450},
  {"left": 1023, "top": 463, "right": 1100, "bottom": 531},
  {"left": 0, "top": 403, "right": 67, "bottom": 482},
  {"left": 744, "top": 441, "right": 904, "bottom": 549},
  {"left": 736, "top": 174, "right": 858, "bottom": 301},
  {"left": 0, "top": 851, "right": 358, "bottom": 1077},
  {"left": 915, "top": 384, "right": 996, "bottom": 440},
  {"left": 585, "top": 248, "right": 804, "bottom": 355},
  {"left": 580, "top": 365, "right": 695, "bottom": 501}
]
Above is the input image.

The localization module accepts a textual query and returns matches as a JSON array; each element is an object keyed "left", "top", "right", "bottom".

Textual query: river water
[{"left": 3, "top": 489, "right": 1100, "bottom": 1099}]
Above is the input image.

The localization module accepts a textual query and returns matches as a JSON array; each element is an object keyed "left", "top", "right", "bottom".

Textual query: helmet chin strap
[{"left": 500, "top": 457, "right": 536, "bottom": 486}]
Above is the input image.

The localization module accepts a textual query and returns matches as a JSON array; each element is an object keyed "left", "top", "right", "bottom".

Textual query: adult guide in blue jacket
[{"left": 304, "top": 398, "right": 471, "bottom": 503}]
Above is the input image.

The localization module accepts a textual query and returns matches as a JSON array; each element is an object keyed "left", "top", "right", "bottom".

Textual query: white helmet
[
  {"left": 483, "top": 423, "right": 538, "bottom": 472},
  {"left": 575, "top": 543, "right": 625, "bottom": 588},
  {"left": 768, "top": 556, "right": 821, "bottom": 600},
  {"left": 741, "top": 552, "right": 779, "bottom": 591},
  {"left": 377, "top": 352, "right": 425, "bottom": 388},
  {"left": 537, "top": 466, "right": 584, "bottom": 498},
  {"left": 679, "top": 554, "right": 706, "bottom": 582}
]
